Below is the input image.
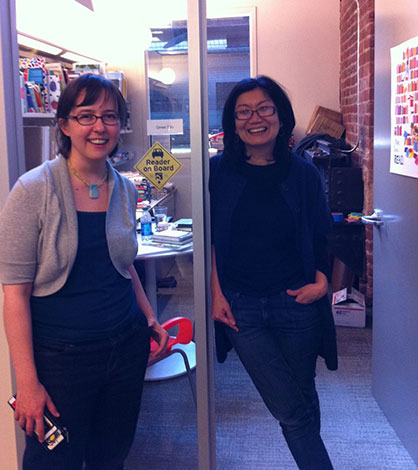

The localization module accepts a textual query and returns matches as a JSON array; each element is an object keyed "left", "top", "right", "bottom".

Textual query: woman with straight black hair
[
  {"left": 0, "top": 73, "right": 168, "bottom": 470},
  {"left": 210, "top": 76, "right": 336, "bottom": 470}
]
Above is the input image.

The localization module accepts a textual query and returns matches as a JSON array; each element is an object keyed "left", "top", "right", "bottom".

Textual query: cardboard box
[
  {"left": 306, "top": 105, "right": 345, "bottom": 139},
  {"left": 332, "top": 287, "right": 366, "bottom": 327}
]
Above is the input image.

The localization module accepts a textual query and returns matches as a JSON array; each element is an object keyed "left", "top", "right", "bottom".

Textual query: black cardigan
[{"left": 209, "top": 152, "right": 338, "bottom": 371}]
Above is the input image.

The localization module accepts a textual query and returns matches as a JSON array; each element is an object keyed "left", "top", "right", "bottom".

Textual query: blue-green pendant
[{"left": 89, "top": 184, "right": 99, "bottom": 199}]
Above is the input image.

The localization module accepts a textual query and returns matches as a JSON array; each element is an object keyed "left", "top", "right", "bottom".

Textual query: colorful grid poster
[{"left": 391, "top": 37, "right": 418, "bottom": 178}]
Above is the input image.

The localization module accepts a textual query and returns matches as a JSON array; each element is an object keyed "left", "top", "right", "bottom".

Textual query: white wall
[{"left": 255, "top": 0, "right": 340, "bottom": 141}]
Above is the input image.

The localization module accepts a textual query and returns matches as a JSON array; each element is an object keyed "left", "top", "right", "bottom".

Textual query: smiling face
[
  {"left": 59, "top": 89, "right": 120, "bottom": 166},
  {"left": 234, "top": 88, "right": 280, "bottom": 155}
]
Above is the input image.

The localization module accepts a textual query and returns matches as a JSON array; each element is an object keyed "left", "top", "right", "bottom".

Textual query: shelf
[
  {"left": 23, "top": 113, "right": 56, "bottom": 127},
  {"left": 23, "top": 112, "right": 55, "bottom": 118}
]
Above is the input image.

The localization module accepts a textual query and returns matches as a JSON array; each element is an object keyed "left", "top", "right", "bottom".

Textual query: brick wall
[{"left": 340, "top": 0, "right": 375, "bottom": 304}]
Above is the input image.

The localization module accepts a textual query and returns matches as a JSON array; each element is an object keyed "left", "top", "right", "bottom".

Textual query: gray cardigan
[{"left": 0, "top": 155, "right": 138, "bottom": 296}]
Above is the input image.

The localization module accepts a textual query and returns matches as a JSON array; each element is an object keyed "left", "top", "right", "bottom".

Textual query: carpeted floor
[{"left": 125, "top": 259, "right": 417, "bottom": 470}]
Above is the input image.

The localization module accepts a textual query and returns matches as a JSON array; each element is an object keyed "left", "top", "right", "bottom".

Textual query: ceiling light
[
  {"left": 60, "top": 51, "right": 97, "bottom": 63},
  {"left": 159, "top": 67, "right": 176, "bottom": 85}
]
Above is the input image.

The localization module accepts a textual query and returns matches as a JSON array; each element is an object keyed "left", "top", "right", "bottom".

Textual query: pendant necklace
[{"left": 67, "top": 159, "right": 108, "bottom": 199}]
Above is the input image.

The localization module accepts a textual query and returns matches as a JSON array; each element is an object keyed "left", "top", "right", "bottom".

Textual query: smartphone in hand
[{"left": 8, "top": 395, "right": 69, "bottom": 451}]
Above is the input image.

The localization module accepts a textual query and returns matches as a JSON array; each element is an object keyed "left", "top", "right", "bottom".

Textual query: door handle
[{"left": 361, "top": 209, "right": 384, "bottom": 226}]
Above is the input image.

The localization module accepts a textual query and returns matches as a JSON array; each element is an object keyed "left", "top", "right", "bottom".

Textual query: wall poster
[{"left": 391, "top": 36, "right": 418, "bottom": 178}]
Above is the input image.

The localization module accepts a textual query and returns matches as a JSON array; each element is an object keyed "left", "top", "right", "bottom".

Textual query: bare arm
[
  {"left": 2, "top": 283, "right": 58, "bottom": 442},
  {"left": 127, "top": 265, "right": 168, "bottom": 357},
  {"left": 286, "top": 270, "right": 328, "bottom": 304},
  {"left": 210, "top": 247, "right": 238, "bottom": 331}
]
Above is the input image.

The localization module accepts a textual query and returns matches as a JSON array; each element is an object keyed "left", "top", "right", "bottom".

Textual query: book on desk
[
  {"left": 174, "top": 218, "right": 193, "bottom": 232},
  {"left": 151, "top": 229, "right": 193, "bottom": 247},
  {"left": 146, "top": 241, "right": 193, "bottom": 251}
]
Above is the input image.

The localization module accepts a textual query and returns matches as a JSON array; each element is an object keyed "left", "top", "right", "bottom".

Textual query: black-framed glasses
[
  {"left": 67, "top": 113, "right": 120, "bottom": 126},
  {"left": 234, "top": 105, "right": 276, "bottom": 120}
]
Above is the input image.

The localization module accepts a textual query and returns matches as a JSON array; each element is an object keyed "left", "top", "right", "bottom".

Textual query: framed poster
[{"left": 391, "top": 36, "right": 418, "bottom": 178}]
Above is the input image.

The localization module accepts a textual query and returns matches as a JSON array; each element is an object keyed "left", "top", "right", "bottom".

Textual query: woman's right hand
[
  {"left": 15, "top": 382, "right": 59, "bottom": 442},
  {"left": 211, "top": 293, "right": 239, "bottom": 332},
  {"left": 3, "top": 283, "right": 60, "bottom": 442}
]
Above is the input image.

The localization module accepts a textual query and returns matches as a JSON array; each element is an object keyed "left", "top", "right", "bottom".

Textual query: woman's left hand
[
  {"left": 148, "top": 319, "right": 169, "bottom": 358},
  {"left": 286, "top": 270, "right": 328, "bottom": 304}
]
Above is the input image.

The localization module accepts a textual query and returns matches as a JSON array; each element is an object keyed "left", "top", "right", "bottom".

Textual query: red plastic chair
[{"left": 148, "top": 317, "right": 196, "bottom": 405}]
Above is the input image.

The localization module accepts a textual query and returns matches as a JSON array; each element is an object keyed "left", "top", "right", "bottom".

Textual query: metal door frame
[{"left": 188, "top": 1, "right": 216, "bottom": 468}]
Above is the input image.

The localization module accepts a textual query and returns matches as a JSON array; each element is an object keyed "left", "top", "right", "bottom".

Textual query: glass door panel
[
  {"left": 147, "top": 14, "right": 251, "bottom": 153},
  {"left": 130, "top": 3, "right": 200, "bottom": 469},
  {"left": 205, "top": 5, "right": 254, "bottom": 470}
]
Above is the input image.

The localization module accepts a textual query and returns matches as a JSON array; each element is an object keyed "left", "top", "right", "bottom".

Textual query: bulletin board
[{"left": 391, "top": 36, "right": 418, "bottom": 178}]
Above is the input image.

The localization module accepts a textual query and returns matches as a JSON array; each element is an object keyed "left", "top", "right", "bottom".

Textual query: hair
[
  {"left": 56, "top": 73, "right": 127, "bottom": 158},
  {"left": 222, "top": 75, "right": 295, "bottom": 165}
]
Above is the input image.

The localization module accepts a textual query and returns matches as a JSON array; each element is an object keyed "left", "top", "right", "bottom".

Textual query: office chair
[{"left": 147, "top": 316, "right": 196, "bottom": 405}]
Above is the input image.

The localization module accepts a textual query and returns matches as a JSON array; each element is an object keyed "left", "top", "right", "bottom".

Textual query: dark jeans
[
  {"left": 223, "top": 287, "right": 334, "bottom": 470},
  {"left": 23, "top": 319, "right": 150, "bottom": 470}
]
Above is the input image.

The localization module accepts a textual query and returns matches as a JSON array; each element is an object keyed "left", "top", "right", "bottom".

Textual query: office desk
[{"left": 136, "top": 236, "right": 193, "bottom": 316}]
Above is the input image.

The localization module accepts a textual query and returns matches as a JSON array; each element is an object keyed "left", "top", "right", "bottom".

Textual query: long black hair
[
  {"left": 56, "top": 73, "right": 127, "bottom": 158},
  {"left": 222, "top": 75, "right": 295, "bottom": 165}
]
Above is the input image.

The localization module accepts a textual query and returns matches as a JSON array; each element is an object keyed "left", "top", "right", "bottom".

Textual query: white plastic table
[
  {"left": 144, "top": 342, "right": 196, "bottom": 381},
  {"left": 136, "top": 237, "right": 195, "bottom": 383},
  {"left": 136, "top": 235, "right": 193, "bottom": 316}
]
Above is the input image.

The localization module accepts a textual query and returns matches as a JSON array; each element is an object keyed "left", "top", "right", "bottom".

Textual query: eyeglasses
[
  {"left": 67, "top": 113, "right": 120, "bottom": 126},
  {"left": 234, "top": 105, "right": 276, "bottom": 120}
]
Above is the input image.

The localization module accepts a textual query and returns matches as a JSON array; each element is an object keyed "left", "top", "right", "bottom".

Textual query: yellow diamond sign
[{"left": 134, "top": 142, "right": 182, "bottom": 190}]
